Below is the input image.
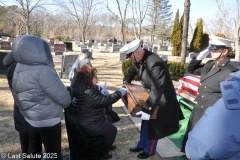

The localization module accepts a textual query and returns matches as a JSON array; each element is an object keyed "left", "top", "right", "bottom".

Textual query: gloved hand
[
  {"left": 196, "top": 49, "right": 210, "bottom": 60},
  {"left": 135, "top": 111, "right": 150, "bottom": 120},
  {"left": 119, "top": 87, "right": 127, "bottom": 96}
]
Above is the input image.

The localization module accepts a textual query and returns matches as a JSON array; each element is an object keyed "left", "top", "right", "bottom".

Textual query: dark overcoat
[
  {"left": 181, "top": 57, "right": 239, "bottom": 152},
  {"left": 3, "top": 53, "right": 29, "bottom": 133},
  {"left": 123, "top": 49, "right": 184, "bottom": 140}
]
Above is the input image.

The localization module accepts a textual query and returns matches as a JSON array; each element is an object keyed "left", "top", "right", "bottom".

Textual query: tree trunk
[
  {"left": 181, "top": 0, "right": 191, "bottom": 63},
  {"left": 235, "top": 26, "right": 240, "bottom": 61},
  {"left": 121, "top": 22, "right": 125, "bottom": 44}
]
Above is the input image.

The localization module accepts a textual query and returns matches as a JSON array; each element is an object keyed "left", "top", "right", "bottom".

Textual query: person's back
[
  {"left": 3, "top": 52, "right": 30, "bottom": 157},
  {"left": 186, "top": 71, "right": 240, "bottom": 159},
  {"left": 11, "top": 35, "right": 71, "bottom": 159}
]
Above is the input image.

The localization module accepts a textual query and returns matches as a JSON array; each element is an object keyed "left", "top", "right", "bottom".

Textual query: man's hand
[{"left": 136, "top": 111, "right": 150, "bottom": 120}]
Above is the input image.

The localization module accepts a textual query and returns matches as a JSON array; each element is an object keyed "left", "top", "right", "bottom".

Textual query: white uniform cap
[
  {"left": 208, "top": 36, "right": 234, "bottom": 50},
  {"left": 120, "top": 39, "right": 141, "bottom": 55}
]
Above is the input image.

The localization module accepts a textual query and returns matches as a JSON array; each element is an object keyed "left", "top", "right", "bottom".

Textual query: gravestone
[
  {"left": 55, "top": 39, "right": 59, "bottom": 44},
  {"left": 100, "top": 41, "right": 104, "bottom": 46},
  {"left": 0, "top": 41, "right": 11, "bottom": 50},
  {"left": 0, "top": 52, "right": 8, "bottom": 74},
  {"left": 1, "top": 36, "right": 9, "bottom": 41},
  {"left": 94, "top": 43, "right": 98, "bottom": 49},
  {"left": 81, "top": 46, "right": 88, "bottom": 53},
  {"left": 74, "top": 41, "right": 80, "bottom": 45},
  {"left": 159, "top": 45, "right": 168, "bottom": 51},
  {"left": 102, "top": 40, "right": 108, "bottom": 44},
  {"left": 64, "top": 42, "right": 73, "bottom": 51},
  {"left": 60, "top": 54, "right": 79, "bottom": 79},
  {"left": 88, "top": 41, "right": 92, "bottom": 47},
  {"left": 112, "top": 44, "right": 122, "bottom": 53},
  {"left": 118, "top": 41, "right": 122, "bottom": 45},
  {"left": 54, "top": 44, "right": 66, "bottom": 55},
  {"left": 106, "top": 43, "right": 109, "bottom": 48},
  {"left": 119, "top": 53, "right": 126, "bottom": 61},
  {"left": 82, "top": 48, "right": 93, "bottom": 59},
  {"left": 143, "top": 44, "right": 150, "bottom": 50},
  {"left": 153, "top": 46, "right": 158, "bottom": 54},
  {"left": 109, "top": 42, "right": 112, "bottom": 47},
  {"left": 9, "top": 38, "right": 15, "bottom": 42}
]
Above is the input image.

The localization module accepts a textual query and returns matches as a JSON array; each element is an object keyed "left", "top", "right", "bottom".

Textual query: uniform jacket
[
  {"left": 11, "top": 35, "right": 71, "bottom": 127},
  {"left": 181, "top": 57, "right": 239, "bottom": 152},
  {"left": 186, "top": 57, "right": 238, "bottom": 131},
  {"left": 3, "top": 52, "right": 28, "bottom": 133},
  {"left": 186, "top": 71, "right": 240, "bottom": 159},
  {"left": 123, "top": 49, "right": 184, "bottom": 139},
  {"left": 71, "top": 82, "right": 121, "bottom": 135}
]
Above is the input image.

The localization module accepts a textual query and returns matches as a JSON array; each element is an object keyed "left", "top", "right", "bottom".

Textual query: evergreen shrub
[
  {"left": 122, "top": 60, "right": 139, "bottom": 81},
  {"left": 122, "top": 60, "right": 186, "bottom": 81},
  {"left": 167, "top": 62, "right": 187, "bottom": 80}
]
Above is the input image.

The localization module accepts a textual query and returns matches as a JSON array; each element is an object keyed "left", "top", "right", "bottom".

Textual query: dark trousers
[
  {"left": 28, "top": 122, "right": 62, "bottom": 160},
  {"left": 90, "top": 120, "right": 117, "bottom": 156},
  {"left": 19, "top": 131, "right": 29, "bottom": 156},
  {"left": 137, "top": 121, "right": 158, "bottom": 155}
]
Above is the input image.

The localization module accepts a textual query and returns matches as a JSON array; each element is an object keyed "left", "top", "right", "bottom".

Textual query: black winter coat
[
  {"left": 181, "top": 57, "right": 239, "bottom": 152},
  {"left": 123, "top": 49, "right": 184, "bottom": 139},
  {"left": 71, "top": 83, "right": 121, "bottom": 135},
  {"left": 3, "top": 53, "right": 28, "bottom": 133}
]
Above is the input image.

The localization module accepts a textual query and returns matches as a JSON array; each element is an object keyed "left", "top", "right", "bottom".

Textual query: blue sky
[{"left": 168, "top": 0, "right": 230, "bottom": 25}]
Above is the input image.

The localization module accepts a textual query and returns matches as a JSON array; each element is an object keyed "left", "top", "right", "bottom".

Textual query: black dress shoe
[
  {"left": 110, "top": 145, "right": 116, "bottom": 150},
  {"left": 129, "top": 146, "right": 143, "bottom": 152},
  {"left": 137, "top": 151, "right": 153, "bottom": 159}
]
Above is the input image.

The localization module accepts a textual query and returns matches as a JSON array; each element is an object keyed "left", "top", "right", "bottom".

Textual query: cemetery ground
[{"left": 0, "top": 48, "right": 182, "bottom": 160}]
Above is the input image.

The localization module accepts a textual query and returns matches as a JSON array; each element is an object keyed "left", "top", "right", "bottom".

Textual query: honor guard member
[
  {"left": 120, "top": 39, "right": 184, "bottom": 159},
  {"left": 181, "top": 36, "right": 239, "bottom": 153}
]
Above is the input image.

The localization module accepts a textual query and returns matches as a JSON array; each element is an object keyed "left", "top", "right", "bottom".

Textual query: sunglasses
[{"left": 126, "top": 52, "right": 133, "bottom": 58}]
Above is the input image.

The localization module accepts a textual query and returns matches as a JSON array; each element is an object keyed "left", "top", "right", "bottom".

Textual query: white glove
[
  {"left": 196, "top": 49, "right": 210, "bottom": 60},
  {"left": 135, "top": 111, "right": 150, "bottom": 120},
  {"left": 119, "top": 87, "right": 127, "bottom": 96}
]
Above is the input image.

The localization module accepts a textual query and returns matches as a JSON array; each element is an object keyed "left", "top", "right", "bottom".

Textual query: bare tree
[
  {"left": 60, "top": 0, "right": 102, "bottom": 44},
  {"left": 180, "top": 0, "right": 190, "bottom": 63},
  {"left": 215, "top": 0, "right": 240, "bottom": 61},
  {"left": 10, "top": 0, "right": 56, "bottom": 34},
  {"left": 106, "top": 0, "right": 131, "bottom": 44},
  {"left": 131, "top": 0, "right": 149, "bottom": 39}
]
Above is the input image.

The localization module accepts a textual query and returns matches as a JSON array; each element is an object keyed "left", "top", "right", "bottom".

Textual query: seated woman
[{"left": 70, "top": 65, "right": 127, "bottom": 159}]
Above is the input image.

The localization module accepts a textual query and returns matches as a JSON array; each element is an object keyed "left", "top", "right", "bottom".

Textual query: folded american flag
[{"left": 177, "top": 75, "right": 200, "bottom": 96}]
